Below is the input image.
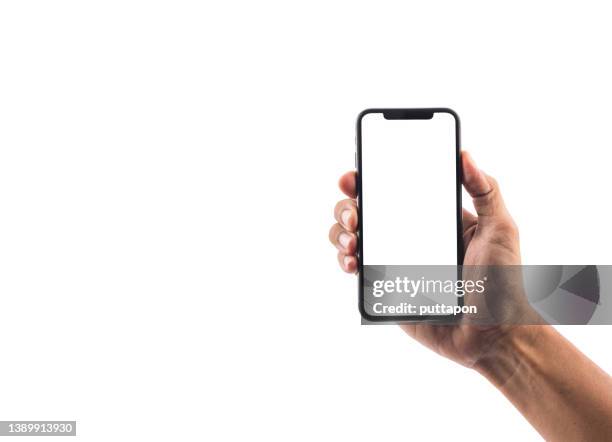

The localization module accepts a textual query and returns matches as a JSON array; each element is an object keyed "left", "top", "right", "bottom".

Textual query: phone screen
[{"left": 357, "top": 109, "right": 461, "bottom": 320}]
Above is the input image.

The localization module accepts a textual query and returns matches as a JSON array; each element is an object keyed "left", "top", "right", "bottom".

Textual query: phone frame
[{"left": 356, "top": 108, "right": 464, "bottom": 322}]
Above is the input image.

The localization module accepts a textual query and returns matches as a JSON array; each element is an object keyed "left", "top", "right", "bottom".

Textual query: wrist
[{"left": 474, "top": 325, "right": 553, "bottom": 389}]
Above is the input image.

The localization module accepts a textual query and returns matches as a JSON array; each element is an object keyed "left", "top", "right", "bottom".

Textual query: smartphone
[{"left": 356, "top": 108, "right": 463, "bottom": 322}]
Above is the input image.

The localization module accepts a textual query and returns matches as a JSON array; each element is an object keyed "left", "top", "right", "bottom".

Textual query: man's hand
[
  {"left": 329, "top": 151, "right": 522, "bottom": 368},
  {"left": 329, "top": 150, "right": 612, "bottom": 441}
]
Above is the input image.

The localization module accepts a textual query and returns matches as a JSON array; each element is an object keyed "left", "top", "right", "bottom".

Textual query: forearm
[{"left": 476, "top": 326, "right": 612, "bottom": 441}]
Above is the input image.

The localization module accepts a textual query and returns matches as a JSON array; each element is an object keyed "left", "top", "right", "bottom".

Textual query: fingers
[
  {"left": 461, "top": 151, "right": 505, "bottom": 217},
  {"left": 329, "top": 223, "right": 359, "bottom": 273},
  {"left": 337, "top": 251, "right": 358, "bottom": 273},
  {"left": 339, "top": 171, "right": 357, "bottom": 198},
  {"left": 334, "top": 199, "right": 358, "bottom": 232},
  {"left": 333, "top": 172, "right": 359, "bottom": 274},
  {"left": 328, "top": 223, "right": 358, "bottom": 255}
]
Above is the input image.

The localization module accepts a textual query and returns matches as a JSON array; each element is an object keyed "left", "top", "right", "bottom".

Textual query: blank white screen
[{"left": 361, "top": 111, "right": 457, "bottom": 265}]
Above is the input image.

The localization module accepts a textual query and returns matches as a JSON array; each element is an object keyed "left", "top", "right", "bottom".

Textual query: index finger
[{"left": 338, "top": 171, "right": 357, "bottom": 198}]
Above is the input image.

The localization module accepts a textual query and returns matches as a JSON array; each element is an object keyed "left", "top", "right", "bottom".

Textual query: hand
[
  {"left": 329, "top": 151, "right": 527, "bottom": 369},
  {"left": 330, "top": 151, "right": 612, "bottom": 441}
]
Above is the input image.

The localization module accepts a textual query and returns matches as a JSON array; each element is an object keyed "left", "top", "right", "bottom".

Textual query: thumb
[{"left": 461, "top": 151, "right": 504, "bottom": 217}]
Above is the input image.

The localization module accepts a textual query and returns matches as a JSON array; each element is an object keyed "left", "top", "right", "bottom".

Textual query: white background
[{"left": 1, "top": 1, "right": 611, "bottom": 441}]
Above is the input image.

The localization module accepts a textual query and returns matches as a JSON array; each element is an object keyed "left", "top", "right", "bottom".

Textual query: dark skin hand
[{"left": 329, "top": 151, "right": 612, "bottom": 441}]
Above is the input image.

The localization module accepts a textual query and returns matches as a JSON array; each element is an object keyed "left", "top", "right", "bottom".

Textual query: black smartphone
[{"left": 356, "top": 108, "right": 463, "bottom": 322}]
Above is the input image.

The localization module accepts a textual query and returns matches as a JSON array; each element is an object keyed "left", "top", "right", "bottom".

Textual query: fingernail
[
  {"left": 341, "top": 210, "right": 352, "bottom": 227},
  {"left": 339, "top": 232, "right": 351, "bottom": 249},
  {"left": 343, "top": 256, "right": 352, "bottom": 269}
]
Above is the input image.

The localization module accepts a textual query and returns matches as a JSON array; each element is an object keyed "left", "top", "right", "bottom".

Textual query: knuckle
[
  {"left": 487, "top": 176, "right": 499, "bottom": 190},
  {"left": 334, "top": 200, "right": 343, "bottom": 215},
  {"left": 328, "top": 224, "right": 339, "bottom": 243},
  {"left": 474, "top": 188, "right": 495, "bottom": 204},
  {"left": 334, "top": 199, "right": 355, "bottom": 217}
]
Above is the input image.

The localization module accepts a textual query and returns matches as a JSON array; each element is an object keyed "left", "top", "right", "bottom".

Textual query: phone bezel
[{"left": 356, "top": 108, "right": 464, "bottom": 323}]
